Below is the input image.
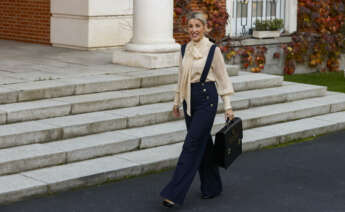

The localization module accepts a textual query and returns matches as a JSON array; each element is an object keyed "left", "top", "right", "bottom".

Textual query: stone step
[
  {"left": 0, "top": 66, "right": 240, "bottom": 104},
  {"left": 0, "top": 72, "right": 282, "bottom": 123},
  {"left": 0, "top": 92, "right": 343, "bottom": 176},
  {"left": 0, "top": 83, "right": 328, "bottom": 149},
  {"left": 226, "top": 64, "right": 240, "bottom": 76},
  {"left": 1, "top": 110, "right": 345, "bottom": 204}
]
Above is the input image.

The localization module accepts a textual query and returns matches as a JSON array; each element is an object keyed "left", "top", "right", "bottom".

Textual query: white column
[
  {"left": 113, "top": 0, "right": 180, "bottom": 68},
  {"left": 126, "top": 0, "right": 180, "bottom": 53},
  {"left": 284, "top": 0, "right": 297, "bottom": 34},
  {"left": 226, "top": 0, "right": 234, "bottom": 36}
]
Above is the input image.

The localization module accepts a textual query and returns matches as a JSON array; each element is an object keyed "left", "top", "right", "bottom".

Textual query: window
[
  {"left": 228, "top": 0, "right": 285, "bottom": 37},
  {"left": 252, "top": 1, "right": 263, "bottom": 17},
  {"left": 236, "top": 1, "right": 248, "bottom": 18}
]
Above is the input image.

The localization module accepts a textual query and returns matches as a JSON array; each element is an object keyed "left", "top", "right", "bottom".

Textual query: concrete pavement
[{"left": 0, "top": 40, "right": 147, "bottom": 84}]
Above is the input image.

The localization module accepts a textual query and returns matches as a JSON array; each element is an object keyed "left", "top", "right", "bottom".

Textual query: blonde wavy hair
[{"left": 185, "top": 11, "right": 212, "bottom": 34}]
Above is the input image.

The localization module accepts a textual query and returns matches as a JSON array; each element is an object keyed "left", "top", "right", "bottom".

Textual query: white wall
[{"left": 51, "top": 0, "right": 133, "bottom": 49}]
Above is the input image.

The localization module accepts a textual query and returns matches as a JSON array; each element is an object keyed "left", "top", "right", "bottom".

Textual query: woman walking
[{"left": 160, "top": 11, "right": 235, "bottom": 208}]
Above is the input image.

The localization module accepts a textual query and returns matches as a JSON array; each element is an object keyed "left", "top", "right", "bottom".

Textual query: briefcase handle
[{"left": 226, "top": 117, "right": 236, "bottom": 124}]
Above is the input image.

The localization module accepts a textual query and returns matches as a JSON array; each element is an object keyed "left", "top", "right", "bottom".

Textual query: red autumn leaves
[
  {"left": 222, "top": 46, "right": 268, "bottom": 73},
  {"left": 290, "top": 0, "right": 345, "bottom": 73},
  {"left": 174, "top": 0, "right": 228, "bottom": 42}
]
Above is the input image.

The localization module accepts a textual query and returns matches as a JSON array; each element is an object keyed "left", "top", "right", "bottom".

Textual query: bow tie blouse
[{"left": 174, "top": 36, "right": 235, "bottom": 116}]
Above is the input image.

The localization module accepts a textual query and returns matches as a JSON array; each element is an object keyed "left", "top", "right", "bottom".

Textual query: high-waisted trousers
[{"left": 160, "top": 81, "right": 222, "bottom": 205}]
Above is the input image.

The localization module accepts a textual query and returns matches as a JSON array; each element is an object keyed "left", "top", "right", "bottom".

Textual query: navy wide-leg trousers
[{"left": 160, "top": 81, "right": 222, "bottom": 205}]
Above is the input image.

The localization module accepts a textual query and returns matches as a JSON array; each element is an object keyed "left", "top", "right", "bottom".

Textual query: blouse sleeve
[
  {"left": 173, "top": 52, "right": 183, "bottom": 108},
  {"left": 212, "top": 46, "right": 235, "bottom": 110}
]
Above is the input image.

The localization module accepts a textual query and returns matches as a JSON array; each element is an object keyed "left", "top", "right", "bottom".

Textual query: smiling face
[{"left": 187, "top": 18, "right": 206, "bottom": 42}]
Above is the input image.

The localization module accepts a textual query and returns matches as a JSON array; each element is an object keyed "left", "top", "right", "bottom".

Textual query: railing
[{"left": 228, "top": 0, "right": 286, "bottom": 38}]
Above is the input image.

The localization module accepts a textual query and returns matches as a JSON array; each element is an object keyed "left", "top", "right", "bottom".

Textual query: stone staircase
[{"left": 0, "top": 65, "right": 345, "bottom": 204}]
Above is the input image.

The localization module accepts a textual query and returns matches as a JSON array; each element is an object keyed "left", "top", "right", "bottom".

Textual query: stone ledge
[
  {"left": 229, "top": 36, "right": 292, "bottom": 47},
  {"left": 112, "top": 49, "right": 179, "bottom": 69}
]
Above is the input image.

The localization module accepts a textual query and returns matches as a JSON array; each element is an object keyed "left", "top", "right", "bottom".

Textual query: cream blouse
[{"left": 174, "top": 36, "right": 235, "bottom": 116}]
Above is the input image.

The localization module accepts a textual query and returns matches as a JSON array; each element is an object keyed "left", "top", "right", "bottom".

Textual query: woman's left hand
[{"left": 224, "top": 108, "right": 235, "bottom": 121}]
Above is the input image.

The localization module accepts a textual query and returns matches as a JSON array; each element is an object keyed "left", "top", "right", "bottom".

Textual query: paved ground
[
  {"left": 0, "top": 40, "right": 147, "bottom": 85},
  {"left": 0, "top": 130, "right": 344, "bottom": 212}
]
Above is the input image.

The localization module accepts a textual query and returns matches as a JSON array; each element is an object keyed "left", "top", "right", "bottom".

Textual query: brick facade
[
  {"left": 173, "top": 0, "right": 226, "bottom": 44},
  {"left": 0, "top": 0, "right": 51, "bottom": 44}
]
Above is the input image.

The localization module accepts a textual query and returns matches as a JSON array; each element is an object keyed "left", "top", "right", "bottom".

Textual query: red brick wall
[
  {"left": 173, "top": 0, "right": 226, "bottom": 44},
  {"left": 0, "top": 0, "right": 51, "bottom": 44}
]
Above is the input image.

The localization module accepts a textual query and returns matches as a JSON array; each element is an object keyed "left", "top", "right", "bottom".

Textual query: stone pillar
[
  {"left": 225, "top": 0, "right": 234, "bottom": 36},
  {"left": 284, "top": 0, "right": 297, "bottom": 34},
  {"left": 113, "top": 0, "right": 180, "bottom": 69},
  {"left": 51, "top": 0, "right": 133, "bottom": 50}
]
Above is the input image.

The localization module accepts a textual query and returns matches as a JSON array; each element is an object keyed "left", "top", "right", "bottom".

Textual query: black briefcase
[{"left": 213, "top": 117, "right": 243, "bottom": 169}]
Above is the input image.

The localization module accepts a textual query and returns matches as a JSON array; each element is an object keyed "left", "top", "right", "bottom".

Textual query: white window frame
[{"left": 226, "top": 0, "right": 296, "bottom": 37}]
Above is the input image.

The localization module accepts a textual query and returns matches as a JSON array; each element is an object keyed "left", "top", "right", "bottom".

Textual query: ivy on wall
[
  {"left": 174, "top": 0, "right": 345, "bottom": 74},
  {"left": 174, "top": 0, "right": 228, "bottom": 42},
  {"left": 282, "top": 0, "right": 345, "bottom": 74}
]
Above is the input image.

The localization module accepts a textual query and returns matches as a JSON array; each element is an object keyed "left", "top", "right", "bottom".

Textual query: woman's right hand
[{"left": 172, "top": 105, "right": 180, "bottom": 118}]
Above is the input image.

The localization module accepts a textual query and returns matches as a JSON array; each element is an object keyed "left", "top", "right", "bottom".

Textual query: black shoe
[
  {"left": 162, "top": 199, "right": 175, "bottom": 208},
  {"left": 201, "top": 192, "right": 221, "bottom": 199}
]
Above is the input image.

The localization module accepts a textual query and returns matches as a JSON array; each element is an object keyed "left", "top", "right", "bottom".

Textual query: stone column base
[{"left": 112, "top": 49, "right": 179, "bottom": 69}]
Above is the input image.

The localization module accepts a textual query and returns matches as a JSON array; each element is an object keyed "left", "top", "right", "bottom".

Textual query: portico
[{"left": 112, "top": 0, "right": 180, "bottom": 69}]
